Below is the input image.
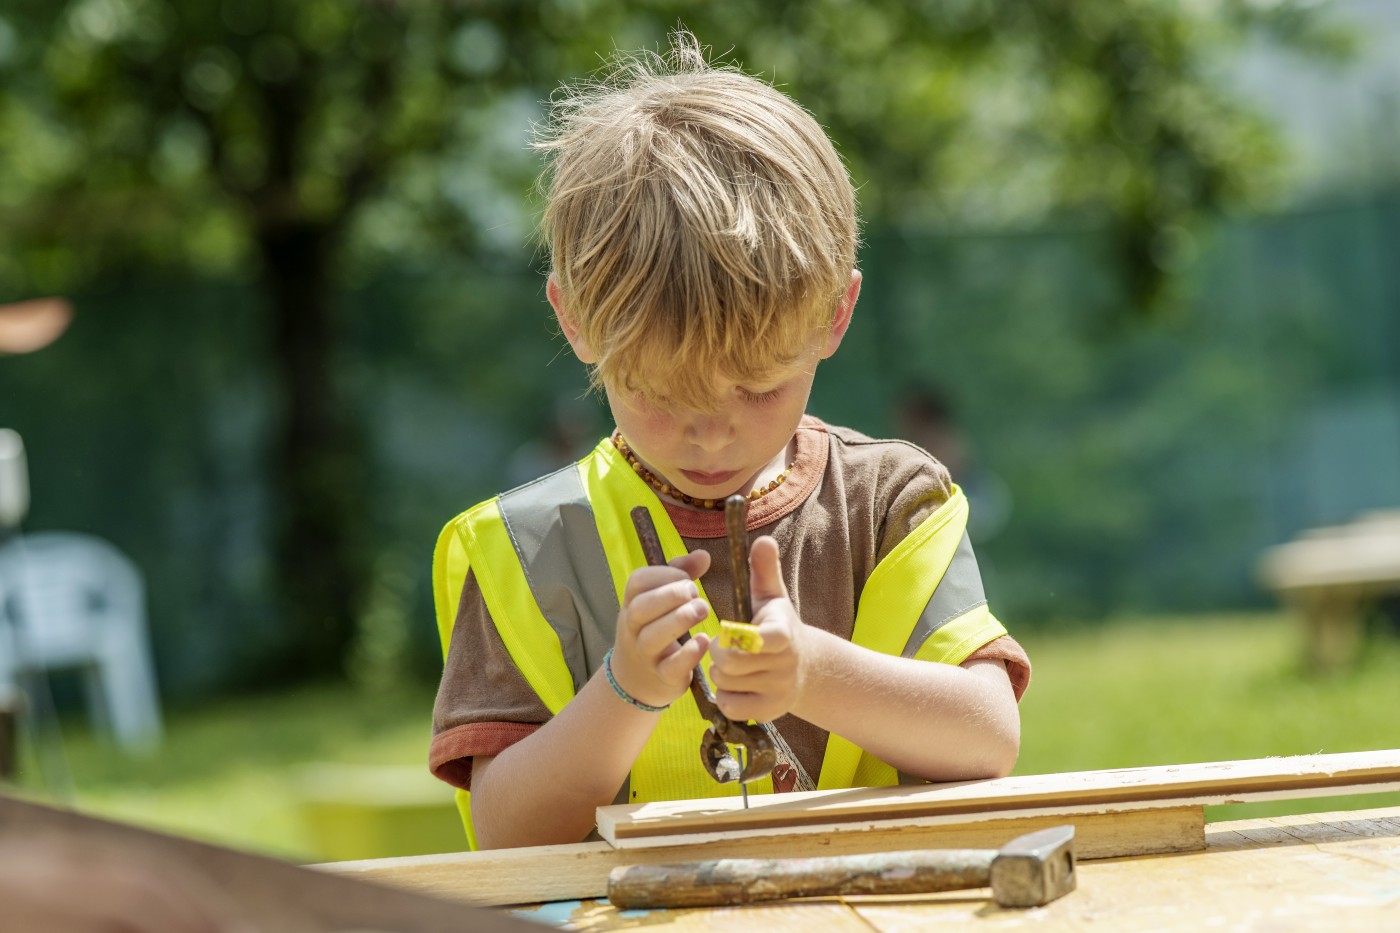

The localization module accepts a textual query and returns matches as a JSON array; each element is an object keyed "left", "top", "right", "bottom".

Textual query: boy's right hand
[{"left": 608, "top": 549, "right": 712, "bottom": 710}]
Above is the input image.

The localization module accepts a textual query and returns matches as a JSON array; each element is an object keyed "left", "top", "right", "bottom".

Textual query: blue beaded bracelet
[{"left": 603, "top": 648, "right": 669, "bottom": 713}]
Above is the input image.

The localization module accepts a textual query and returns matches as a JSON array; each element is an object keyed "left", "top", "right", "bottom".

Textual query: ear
[
  {"left": 548, "top": 274, "right": 598, "bottom": 364},
  {"left": 820, "top": 269, "right": 861, "bottom": 359}
]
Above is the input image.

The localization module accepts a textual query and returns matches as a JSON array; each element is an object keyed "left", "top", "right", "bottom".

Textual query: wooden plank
[
  {"left": 319, "top": 807, "right": 1203, "bottom": 907},
  {"left": 545, "top": 807, "right": 1400, "bottom": 931},
  {"left": 0, "top": 792, "right": 536, "bottom": 932},
  {"left": 1202, "top": 804, "right": 1400, "bottom": 850},
  {"left": 598, "top": 749, "right": 1400, "bottom": 846},
  {"left": 879, "top": 807, "right": 1399, "bottom": 932},
  {"left": 517, "top": 898, "right": 876, "bottom": 931}
]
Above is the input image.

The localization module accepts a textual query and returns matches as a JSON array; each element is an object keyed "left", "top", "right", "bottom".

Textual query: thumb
[
  {"left": 748, "top": 535, "right": 788, "bottom": 604},
  {"left": 671, "top": 548, "right": 711, "bottom": 580}
]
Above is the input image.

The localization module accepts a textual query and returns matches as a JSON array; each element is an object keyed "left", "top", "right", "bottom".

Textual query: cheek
[
  {"left": 611, "top": 395, "right": 676, "bottom": 445},
  {"left": 768, "top": 384, "right": 814, "bottom": 425},
  {"left": 632, "top": 409, "right": 674, "bottom": 441},
  {"left": 742, "top": 399, "right": 803, "bottom": 450}
]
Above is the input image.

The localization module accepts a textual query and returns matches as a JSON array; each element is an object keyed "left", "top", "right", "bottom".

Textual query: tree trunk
[{"left": 257, "top": 221, "right": 365, "bottom": 681}]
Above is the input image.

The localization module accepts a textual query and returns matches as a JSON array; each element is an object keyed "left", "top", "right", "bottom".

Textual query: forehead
[{"left": 624, "top": 349, "right": 816, "bottom": 409}]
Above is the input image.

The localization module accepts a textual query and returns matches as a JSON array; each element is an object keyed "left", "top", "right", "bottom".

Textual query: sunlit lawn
[
  {"left": 11, "top": 681, "right": 446, "bottom": 862},
  {"left": 1014, "top": 612, "right": 1400, "bottom": 821},
  {"left": 7, "top": 611, "right": 1398, "bottom": 862}
]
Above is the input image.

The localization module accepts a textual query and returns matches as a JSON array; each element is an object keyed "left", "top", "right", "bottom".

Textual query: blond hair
[{"left": 536, "top": 31, "right": 859, "bottom": 409}]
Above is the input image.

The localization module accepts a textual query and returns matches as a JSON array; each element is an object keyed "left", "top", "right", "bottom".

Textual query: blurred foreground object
[
  {"left": 0, "top": 298, "right": 72, "bottom": 355},
  {"left": 0, "top": 791, "right": 533, "bottom": 932},
  {"left": 0, "top": 532, "right": 164, "bottom": 750},
  {"left": 1257, "top": 510, "right": 1400, "bottom": 672}
]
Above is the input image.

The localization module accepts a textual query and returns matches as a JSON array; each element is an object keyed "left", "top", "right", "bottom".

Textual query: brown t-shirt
[{"left": 430, "top": 416, "right": 1031, "bottom": 792}]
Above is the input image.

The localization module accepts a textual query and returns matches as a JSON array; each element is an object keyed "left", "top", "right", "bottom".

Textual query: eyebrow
[{"left": 738, "top": 358, "right": 817, "bottom": 388}]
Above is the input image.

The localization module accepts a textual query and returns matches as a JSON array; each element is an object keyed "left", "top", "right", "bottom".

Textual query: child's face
[
  {"left": 550, "top": 271, "right": 862, "bottom": 502},
  {"left": 604, "top": 353, "right": 821, "bottom": 504}
]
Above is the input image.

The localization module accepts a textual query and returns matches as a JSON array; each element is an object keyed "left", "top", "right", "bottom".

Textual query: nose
[{"left": 684, "top": 409, "right": 736, "bottom": 452}]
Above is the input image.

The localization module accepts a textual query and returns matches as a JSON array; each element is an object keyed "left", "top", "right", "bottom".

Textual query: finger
[
  {"left": 713, "top": 689, "right": 771, "bottom": 723},
  {"left": 623, "top": 564, "right": 694, "bottom": 603},
  {"left": 731, "top": 598, "right": 793, "bottom": 654},
  {"left": 709, "top": 654, "right": 778, "bottom": 691},
  {"left": 709, "top": 644, "right": 762, "bottom": 678},
  {"left": 635, "top": 598, "right": 710, "bottom": 654},
  {"left": 657, "top": 634, "right": 708, "bottom": 681},
  {"left": 749, "top": 535, "right": 789, "bottom": 602},
  {"left": 754, "top": 616, "right": 792, "bottom": 653},
  {"left": 623, "top": 578, "right": 699, "bottom": 634},
  {"left": 670, "top": 548, "right": 711, "bottom": 580}
]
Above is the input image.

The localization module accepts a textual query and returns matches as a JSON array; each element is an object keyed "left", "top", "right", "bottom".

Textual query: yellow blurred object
[
  {"left": 297, "top": 765, "right": 466, "bottom": 862},
  {"left": 718, "top": 620, "right": 763, "bottom": 653}
]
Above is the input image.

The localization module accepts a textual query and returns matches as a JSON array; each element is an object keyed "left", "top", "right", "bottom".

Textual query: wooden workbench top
[{"left": 501, "top": 807, "right": 1400, "bottom": 930}]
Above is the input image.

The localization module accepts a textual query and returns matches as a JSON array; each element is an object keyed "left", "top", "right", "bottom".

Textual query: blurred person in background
[
  {"left": 504, "top": 395, "right": 605, "bottom": 488},
  {"left": 897, "top": 385, "right": 1013, "bottom": 545}
]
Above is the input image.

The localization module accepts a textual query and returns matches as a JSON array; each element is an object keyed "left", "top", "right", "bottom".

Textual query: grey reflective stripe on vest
[
  {"left": 896, "top": 529, "right": 988, "bottom": 785},
  {"left": 900, "top": 530, "right": 987, "bottom": 659},
  {"left": 496, "top": 465, "right": 618, "bottom": 693}
]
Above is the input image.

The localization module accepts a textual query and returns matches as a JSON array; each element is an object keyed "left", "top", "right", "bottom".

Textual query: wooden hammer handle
[{"left": 608, "top": 849, "right": 996, "bottom": 909}]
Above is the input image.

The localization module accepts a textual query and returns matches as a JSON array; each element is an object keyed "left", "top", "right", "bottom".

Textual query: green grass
[
  {"left": 6, "top": 612, "right": 1398, "bottom": 861},
  {"left": 1014, "top": 612, "right": 1400, "bottom": 820},
  {"left": 9, "top": 682, "right": 444, "bottom": 862}
]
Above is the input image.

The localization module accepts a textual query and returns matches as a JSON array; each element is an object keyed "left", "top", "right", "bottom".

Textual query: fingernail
[{"left": 688, "top": 582, "right": 699, "bottom": 599}]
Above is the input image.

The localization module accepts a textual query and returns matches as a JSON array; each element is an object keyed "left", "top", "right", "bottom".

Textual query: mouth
[{"left": 679, "top": 468, "right": 740, "bottom": 488}]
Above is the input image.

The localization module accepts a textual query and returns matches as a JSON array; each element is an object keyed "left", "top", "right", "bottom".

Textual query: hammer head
[{"left": 988, "top": 825, "right": 1077, "bottom": 908}]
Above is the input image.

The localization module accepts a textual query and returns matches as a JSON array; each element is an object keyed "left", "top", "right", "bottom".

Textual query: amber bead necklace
[{"left": 612, "top": 434, "right": 789, "bottom": 511}]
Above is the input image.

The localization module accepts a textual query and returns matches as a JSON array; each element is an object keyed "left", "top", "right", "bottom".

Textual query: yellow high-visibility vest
[{"left": 433, "top": 436, "right": 1006, "bottom": 848}]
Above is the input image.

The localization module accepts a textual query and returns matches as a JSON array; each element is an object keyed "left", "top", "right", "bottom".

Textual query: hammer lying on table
[{"left": 607, "top": 825, "right": 1077, "bottom": 910}]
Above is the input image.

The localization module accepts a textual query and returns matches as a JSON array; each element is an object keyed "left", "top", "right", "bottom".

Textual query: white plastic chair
[{"left": 0, "top": 532, "right": 163, "bottom": 750}]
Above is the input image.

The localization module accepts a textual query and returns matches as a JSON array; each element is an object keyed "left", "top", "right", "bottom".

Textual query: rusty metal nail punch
[{"left": 629, "top": 504, "right": 776, "bottom": 794}]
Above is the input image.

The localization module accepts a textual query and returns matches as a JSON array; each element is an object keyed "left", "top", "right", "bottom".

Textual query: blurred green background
[{"left": 1, "top": 1, "right": 1398, "bottom": 862}]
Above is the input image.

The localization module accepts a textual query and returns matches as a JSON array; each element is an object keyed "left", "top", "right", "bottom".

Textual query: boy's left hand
[{"left": 708, "top": 535, "right": 803, "bottom": 723}]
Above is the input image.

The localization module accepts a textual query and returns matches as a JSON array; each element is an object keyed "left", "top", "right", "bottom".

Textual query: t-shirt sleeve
[
  {"left": 875, "top": 447, "right": 956, "bottom": 565},
  {"left": 429, "top": 568, "right": 550, "bottom": 791},
  {"left": 964, "top": 634, "right": 1032, "bottom": 702},
  {"left": 869, "top": 441, "right": 1031, "bottom": 696}
]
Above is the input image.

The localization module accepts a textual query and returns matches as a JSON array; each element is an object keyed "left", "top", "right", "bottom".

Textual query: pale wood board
[
  {"left": 319, "top": 807, "right": 1204, "bottom": 907},
  {"left": 498, "top": 807, "right": 1400, "bottom": 931},
  {"left": 848, "top": 806, "right": 1400, "bottom": 932},
  {"left": 598, "top": 749, "right": 1400, "bottom": 846},
  {"left": 527, "top": 899, "right": 875, "bottom": 931}
]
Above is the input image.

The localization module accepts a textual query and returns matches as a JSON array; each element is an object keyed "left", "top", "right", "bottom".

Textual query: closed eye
[{"left": 739, "top": 386, "right": 783, "bottom": 404}]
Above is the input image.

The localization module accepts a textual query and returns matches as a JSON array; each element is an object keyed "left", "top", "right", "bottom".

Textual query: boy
[{"left": 430, "top": 32, "right": 1030, "bottom": 850}]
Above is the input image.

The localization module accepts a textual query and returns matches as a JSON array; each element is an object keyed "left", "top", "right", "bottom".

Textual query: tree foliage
[{"left": 0, "top": 0, "right": 1344, "bottom": 677}]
